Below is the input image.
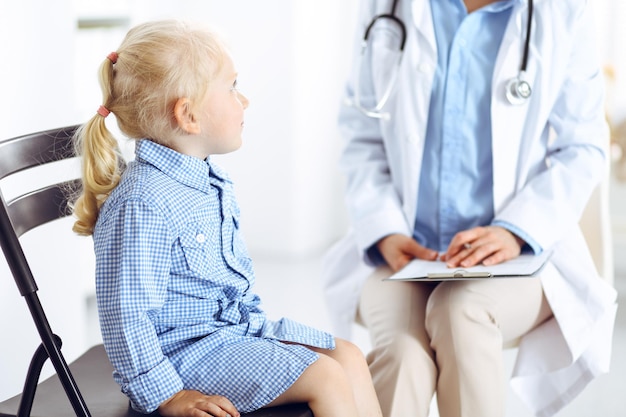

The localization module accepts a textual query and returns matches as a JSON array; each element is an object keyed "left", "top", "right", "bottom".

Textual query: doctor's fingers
[
  {"left": 479, "top": 231, "right": 522, "bottom": 266},
  {"left": 476, "top": 226, "right": 524, "bottom": 256},
  {"left": 402, "top": 238, "right": 438, "bottom": 261},
  {"left": 449, "top": 236, "right": 521, "bottom": 268},
  {"left": 397, "top": 242, "right": 438, "bottom": 271},
  {"left": 379, "top": 237, "right": 437, "bottom": 272},
  {"left": 384, "top": 239, "right": 439, "bottom": 272},
  {"left": 378, "top": 234, "right": 437, "bottom": 260},
  {"left": 440, "top": 230, "right": 481, "bottom": 263},
  {"left": 445, "top": 226, "right": 515, "bottom": 259}
]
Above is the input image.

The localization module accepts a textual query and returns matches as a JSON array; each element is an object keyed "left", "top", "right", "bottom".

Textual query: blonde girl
[{"left": 72, "top": 19, "right": 381, "bottom": 417}]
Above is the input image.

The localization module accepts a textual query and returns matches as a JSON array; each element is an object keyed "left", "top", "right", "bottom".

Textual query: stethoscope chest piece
[{"left": 505, "top": 74, "right": 532, "bottom": 105}]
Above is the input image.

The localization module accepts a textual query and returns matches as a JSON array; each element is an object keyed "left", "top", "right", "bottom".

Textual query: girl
[{"left": 72, "top": 19, "right": 382, "bottom": 417}]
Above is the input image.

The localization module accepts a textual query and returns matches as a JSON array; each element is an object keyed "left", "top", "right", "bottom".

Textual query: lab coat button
[
  {"left": 417, "top": 63, "right": 431, "bottom": 74},
  {"left": 196, "top": 233, "right": 206, "bottom": 243}
]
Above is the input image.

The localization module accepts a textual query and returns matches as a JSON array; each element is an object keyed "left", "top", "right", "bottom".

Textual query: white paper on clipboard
[{"left": 386, "top": 250, "right": 553, "bottom": 281}]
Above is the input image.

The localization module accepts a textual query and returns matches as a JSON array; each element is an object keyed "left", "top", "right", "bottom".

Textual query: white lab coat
[{"left": 322, "top": 0, "right": 618, "bottom": 416}]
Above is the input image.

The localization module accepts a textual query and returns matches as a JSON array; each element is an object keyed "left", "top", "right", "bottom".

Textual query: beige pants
[{"left": 357, "top": 266, "right": 553, "bottom": 417}]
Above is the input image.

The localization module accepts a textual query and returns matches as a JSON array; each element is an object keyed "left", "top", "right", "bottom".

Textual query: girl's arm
[
  {"left": 95, "top": 199, "right": 182, "bottom": 413},
  {"left": 159, "top": 390, "right": 239, "bottom": 417}
]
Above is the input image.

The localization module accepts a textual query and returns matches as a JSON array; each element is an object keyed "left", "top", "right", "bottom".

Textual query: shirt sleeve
[
  {"left": 365, "top": 243, "right": 387, "bottom": 266},
  {"left": 94, "top": 198, "right": 183, "bottom": 413}
]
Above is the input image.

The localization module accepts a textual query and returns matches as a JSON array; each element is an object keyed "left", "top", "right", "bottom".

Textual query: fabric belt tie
[{"left": 219, "top": 299, "right": 250, "bottom": 324}]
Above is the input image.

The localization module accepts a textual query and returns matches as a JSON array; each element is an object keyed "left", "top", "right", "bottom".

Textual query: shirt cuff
[
  {"left": 365, "top": 243, "right": 387, "bottom": 266},
  {"left": 122, "top": 357, "right": 184, "bottom": 413},
  {"left": 491, "top": 220, "right": 542, "bottom": 255}
]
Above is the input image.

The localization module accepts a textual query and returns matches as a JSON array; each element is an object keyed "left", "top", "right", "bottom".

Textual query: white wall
[{"left": 0, "top": 0, "right": 79, "bottom": 136}]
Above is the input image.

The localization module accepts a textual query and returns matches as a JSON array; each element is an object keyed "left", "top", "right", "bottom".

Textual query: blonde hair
[{"left": 72, "top": 20, "right": 227, "bottom": 236}]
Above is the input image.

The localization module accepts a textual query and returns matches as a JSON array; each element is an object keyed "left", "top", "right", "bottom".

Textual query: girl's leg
[
  {"left": 358, "top": 266, "right": 439, "bottom": 417},
  {"left": 426, "top": 277, "right": 552, "bottom": 417},
  {"left": 266, "top": 339, "right": 382, "bottom": 417},
  {"left": 265, "top": 352, "right": 359, "bottom": 417},
  {"left": 309, "top": 339, "right": 383, "bottom": 417}
]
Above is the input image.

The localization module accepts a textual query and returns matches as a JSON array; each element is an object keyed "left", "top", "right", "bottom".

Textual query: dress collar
[{"left": 135, "top": 139, "right": 231, "bottom": 193}]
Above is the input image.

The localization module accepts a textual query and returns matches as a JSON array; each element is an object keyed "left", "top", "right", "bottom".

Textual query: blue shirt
[
  {"left": 414, "top": 0, "right": 538, "bottom": 252},
  {"left": 94, "top": 140, "right": 334, "bottom": 413}
]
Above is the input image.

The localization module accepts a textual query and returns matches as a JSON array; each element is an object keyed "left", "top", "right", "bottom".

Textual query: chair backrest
[
  {"left": 503, "top": 176, "right": 613, "bottom": 351},
  {"left": 0, "top": 125, "right": 91, "bottom": 416},
  {"left": 579, "top": 177, "right": 614, "bottom": 285}
]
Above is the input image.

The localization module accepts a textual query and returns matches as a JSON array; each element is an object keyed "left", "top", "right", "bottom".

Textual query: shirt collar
[
  {"left": 487, "top": 0, "right": 518, "bottom": 13},
  {"left": 449, "top": 0, "right": 517, "bottom": 13},
  {"left": 135, "top": 139, "right": 231, "bottom": 192}
]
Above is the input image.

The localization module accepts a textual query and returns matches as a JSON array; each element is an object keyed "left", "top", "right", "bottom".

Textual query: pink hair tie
[
  {"left": 97, "top": 105, "right": 111, "bottom": 118},
  {"left": 107, "top": 52, "right": 118, "bottom": 64}
]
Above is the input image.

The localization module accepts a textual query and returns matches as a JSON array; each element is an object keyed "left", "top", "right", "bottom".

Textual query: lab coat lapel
[
  {"left": 411, "top": 0, "right": 435, "bottom": 56},
  {"left": 395, "top": 0, "right": 436, "bottom": 223},
  {"left": 491, "top": 1, "right": 533, "bottom": 212}
]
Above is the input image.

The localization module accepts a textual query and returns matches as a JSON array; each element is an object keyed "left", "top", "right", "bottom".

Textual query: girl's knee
[
  {"left": 328, "top": 338, "right": 370, "bottom": 375},
  {"left": 268, "top": 354, "right": 356, "bottom": 414},
  {"left": 334, "top": 338, "right": 365, "bottom": 359},
  {"left": 308, "top": 354, "right": 354, "bottom": 399}
]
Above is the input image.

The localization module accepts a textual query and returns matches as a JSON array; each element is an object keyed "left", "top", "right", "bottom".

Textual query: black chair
[{"left": 0, "top": 126, "right": 312, "bottom": 417}]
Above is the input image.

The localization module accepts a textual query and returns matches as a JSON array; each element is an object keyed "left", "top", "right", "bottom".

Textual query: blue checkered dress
[{"left": 93, "top": 139, "right": 335, "bottom": 413}]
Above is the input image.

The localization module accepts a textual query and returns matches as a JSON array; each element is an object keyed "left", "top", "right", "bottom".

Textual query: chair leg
[{"left": 17, "top": 335, "right": 62, "bottom": 417}]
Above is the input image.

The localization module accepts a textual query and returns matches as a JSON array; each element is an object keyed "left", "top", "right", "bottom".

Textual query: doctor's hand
[
  {"left": 440, "top": 226, "right": 525, "bottom": 269},
  {"left": 377, "top": 233, "right": 439, "bottom": 272},
  {"left": 158, "top": 389, "right": 240, "bottom": 417}
]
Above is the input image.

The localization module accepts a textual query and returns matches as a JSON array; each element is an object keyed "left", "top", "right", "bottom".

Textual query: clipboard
[{"left": 386, "top": 250, "right": 553, "bottom": 281}]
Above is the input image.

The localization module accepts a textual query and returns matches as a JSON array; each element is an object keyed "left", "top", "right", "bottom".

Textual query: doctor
[{"left": 323, "top": 0, "right": 618, "bottom": 416}]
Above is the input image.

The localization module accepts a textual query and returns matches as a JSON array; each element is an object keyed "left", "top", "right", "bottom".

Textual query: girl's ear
[{"left": 174, "top": 98, "right": 201, "bottom": 134}]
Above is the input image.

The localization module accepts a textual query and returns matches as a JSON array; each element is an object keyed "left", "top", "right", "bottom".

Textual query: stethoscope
[
  {"left": 505, "top": 0, "right": 533, "bottom": 105},
  {"left": 350, "top": 0, "right": 534, "bottom": 120}
]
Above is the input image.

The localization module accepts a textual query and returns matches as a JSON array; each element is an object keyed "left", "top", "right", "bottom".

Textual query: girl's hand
[
  {"left": 377, "top": 233, "right": 438, "bottom": 272},
  {"left": 440, "top": 226, "right": 525, "bottom": 268},
  {"left": 158, "top": 390, "right": 240, "bottom": 417}
]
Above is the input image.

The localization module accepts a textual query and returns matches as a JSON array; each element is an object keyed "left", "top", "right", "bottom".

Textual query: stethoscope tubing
[
  {"left": 353, "top": 0, "right": 534, "bottom": 118},
  {"left": 520, "top": 0, "right": 533, "bottom": 73},
  {"left": 363, "top": 0, "right": 406, "bottom": 51}
]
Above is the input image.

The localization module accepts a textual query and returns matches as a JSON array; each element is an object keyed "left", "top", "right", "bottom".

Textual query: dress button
[{"left": 196, "top": 233, "right": 206, "bottom": 243}]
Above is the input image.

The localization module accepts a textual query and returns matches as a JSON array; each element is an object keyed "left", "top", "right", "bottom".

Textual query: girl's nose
[{"left": 239, "top": 92, "right": 250, "bottom": 109}]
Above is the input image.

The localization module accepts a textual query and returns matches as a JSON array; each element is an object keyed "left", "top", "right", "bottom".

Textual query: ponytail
[{"left": 72, "top": 58, "right": 123, "bottom": 236}]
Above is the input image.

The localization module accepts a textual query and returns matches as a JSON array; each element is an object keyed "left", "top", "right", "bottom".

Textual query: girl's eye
[{"left": 231, "top": 79, "right": 239, "bottom": 91}]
